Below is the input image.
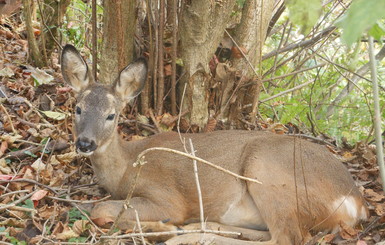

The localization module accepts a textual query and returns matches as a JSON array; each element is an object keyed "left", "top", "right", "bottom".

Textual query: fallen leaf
[
  {"left": 320, "top": 233, "right": 335, "bottom": 243},
  {"left": 364, "top": 189, "right": 384, "bottom": 202},
  {"left": 0, "top": 158, "right": 12, "bottom": 174},
  {"left": 72, "top": 220, "right": 90, "bottom": 235},
  {"left": 50, "top": 152, "right": 77, "bottom": 165},
  {"left": 31, "top": 158, "right": 45, "bottom": 172},
  {"left": 339, "top": 221, "right": 358, "bottom": 240},
  {"left": 40, "top": 110, "right": 67, "bottom": 120},
  {"left": 0, "top": 67, "right": 14, "bottom": 77},
  {"left": 356, "top": 240, "right": 368, "bottom": 245},
  {"left": 31, "top": 189, "right": 48, "bottom": 207},
  {"left": 55, "top": 226, "right": 79, "bottom": 240},
  {"left": 374, "top": 203, "right": 385, "bottom": 216},
  {"left": 1, "top": 134, "right": 23, "bottom": 144},
  {"left": 27, "top": 66, "right": 54, "bottom": 85}
]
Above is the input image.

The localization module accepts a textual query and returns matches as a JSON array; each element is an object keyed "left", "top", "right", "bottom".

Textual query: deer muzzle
[{"left": 76, "top": 137, "right": 98, "bottom": 156}]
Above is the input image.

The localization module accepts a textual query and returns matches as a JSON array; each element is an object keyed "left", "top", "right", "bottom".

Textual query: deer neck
[{"left": 89, "top": 130, "right": 145, "bottom": 198}]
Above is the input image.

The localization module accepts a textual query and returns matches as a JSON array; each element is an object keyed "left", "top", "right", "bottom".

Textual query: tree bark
[
  {"left": 227, "top": 0, "right": 277, "bottom": 125},
  {"left": 99, "top": 0, "right": 136, "bottom": 84},
  {"left": 179, "top": 0, "right": 237, "bottom": 129},
  {"left": 23, "top": 0, "right": 45, "bottom": 67}
]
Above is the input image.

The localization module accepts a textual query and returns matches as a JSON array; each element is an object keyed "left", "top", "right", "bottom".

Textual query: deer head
[{"left": 61, "top": 45, "right": 147, "bottom": 155}]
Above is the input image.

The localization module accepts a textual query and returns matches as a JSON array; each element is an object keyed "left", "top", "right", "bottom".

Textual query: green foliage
[
  {"left": 369, "top": 22, "right": 385, "bottom": 44},
  {"left": 62, "top": 0, "right": 103, "bottom": 49},
  {"left": 286, "top": 0, "right": 322, "bottom": 34},
  {"left": 5, "top": 233, "right": 27, "bottom": 245},
  {"left": 23, "top": 150, "right": 37, "bottom": 158},
  {"left": 336, "top": 0, "right": 385, "bottom": 47},
  {"left": 236, "top": 0, "right": 246, "bottom": 7},
  {"left": 68, "top": 207, "right": 89, "bottom": 225},
  {"left": 68, "top": 237, "right": 88, "bottom": 243}
]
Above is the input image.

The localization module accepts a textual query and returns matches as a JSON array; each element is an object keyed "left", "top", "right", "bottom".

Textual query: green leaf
[
  {"left": 236, "top": 0, "right": 246, "bottom": 7},
  {"left": 24, "top": 150, "right": 38, "bottom": 158},
  {"left": 40, "top": 110, "right": 67, "bottom": 120},
  {"left": 68, "top": 207, "right": 89, "bottom": 223},
  {"left": 368, "top": 22, "right": 385, "bottom": 43},
  {"left": 286, "top": 0, "right": 322, "bottom": 34},
  {"left": 68, "top": 237, "right": 87, "bottom": 243},
  {"left": 336, "top": 0, "right": 385, "bottom": 47},
  {"left": 22, "top": 199, "right": 34, "bottom": 209}
]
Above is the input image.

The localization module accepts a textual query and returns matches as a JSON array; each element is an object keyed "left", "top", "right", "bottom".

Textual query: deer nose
[{"left": 76, "top": 138, "right": 97, "bottom": 153}]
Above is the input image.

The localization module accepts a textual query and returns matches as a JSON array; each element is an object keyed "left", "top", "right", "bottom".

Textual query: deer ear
[
  {"left": 61, "top": 44, "right": 91, "bottom": 92},
  {"left": 114, "top": 58, "right": 147, "bottom": 101}
]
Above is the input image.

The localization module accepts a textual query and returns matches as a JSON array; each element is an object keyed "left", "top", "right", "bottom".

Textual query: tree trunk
[
  {"left": 179, "top": 0, "right": 236, "bottom": 129},
  {"left": 23, "top": 0, "right": 45, "bottom": 67},
  {"left": 99, "top": 0, "right": 136, "bottom": 84},
  {"left": 228, "top": 0, "right": 277, "bottom": 125}
]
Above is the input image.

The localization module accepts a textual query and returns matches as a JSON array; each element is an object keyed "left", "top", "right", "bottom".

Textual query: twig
[
  {"left": 287, "top": 134, "right": 335, "bottom": 147},
  {"left": 224, "top": 29, "right": 267, "bottom": 94},
  {"left": 177, "top": 83, "right": 187, "bottom": 150},
  {"left": 46, "top": 195, "right": 111, "bottom": 204},
  {"left": 170, "top": 0, "right": 177, "bottom": 115},
  {"left": 257, "top": 63, "right": 326, "bottom": 85},
  {"left": 134, "top": 210, "right": 146, "bottom": 245},
  {"left": 133, "top": 147, "right": 262, "bottom": 184},
  {"left": 36, "top": 0, "right": 62, "bottom": 49},
  {"left": 91, "top": 0, "right": 97, "bottom": 80},
  {"left": 72, "top": 202, "right": 105, "bottom": 234},
  {"left": 36, "top": 137, "right": 51, "bottom": 181},
  {"left": 156, "top": 0, "right": 165, "bottom": 115},
  {"left": 0, "top": 190, "right": 30, "bottom": 198},
  {"left": 188, "top": 139, "right": 205, "bottom": 231},
  {"left": 0, "top": 178, "right": 58, "bottom": 193},
  {"left": 149, "top": 109, "right": 161, "bottom": 133},
  {"left": 259, "top": 80, "right": 315, "bottom": 103},
  {"left": 1, "top": 104, "right": 16, "bottom": 134},
  {"left": 262, "top": 26, "right": 336, "bottom": 60},
  {"left": 0, "top": 190, "right": 37, "bottom": 211},
  {"left": 5, "top": 205, "right": 36, "bottom": 213},
  {"left": 101, "top": 229, "right": 241, "bottom": 239}
]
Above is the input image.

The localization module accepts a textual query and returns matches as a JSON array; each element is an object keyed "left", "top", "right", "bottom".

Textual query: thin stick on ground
[
  {"left": 134, "top": 147, "right": 262, "bottom": 184},
  {"left": 134, "top": 209, "right": 146, "bottom": 245},
  {"left": 0, "top": 190, "right": 37, "bottom": 211},
  {"left": 1, "top": 104, "right": 16, "bottom": 134}
]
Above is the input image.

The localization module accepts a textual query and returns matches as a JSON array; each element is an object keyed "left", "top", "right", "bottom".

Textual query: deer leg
[{"left": 90, "top": 198, "right": 183, "bottom": 232}]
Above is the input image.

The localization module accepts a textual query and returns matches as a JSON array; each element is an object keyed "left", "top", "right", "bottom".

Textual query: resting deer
[{"left": 61, "top": 44, "right": 368, "bottom": 244}]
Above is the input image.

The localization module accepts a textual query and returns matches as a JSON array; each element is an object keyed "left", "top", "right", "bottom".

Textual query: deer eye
[
  {"left": 106, "top": 114, "right": 115, "bottom": 121},
  {"left": 75, "top": 106, "right": 81, "bottom": 115}
]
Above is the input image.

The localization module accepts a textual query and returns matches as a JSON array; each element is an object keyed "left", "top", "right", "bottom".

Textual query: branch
[
  {"left": 101, "top": 228, "right": 241, "bottom": 239},
  {"left": 133, "top": 147, "right": 262, "bottom": 184},
  {"left": 262, "top": 26, "right": 336, "bottom": 60},
  {"left": 188, "top": 139, "right": 205, "bottom": 230},
  {"left": 258, "top": 80, "right": 315, "bottom": 103},
  {"left": 368, "top": 36, "right": 385, "bottom": 192},
  {"left": 324, "top": 44, "right": 385, "bottom": 117}
]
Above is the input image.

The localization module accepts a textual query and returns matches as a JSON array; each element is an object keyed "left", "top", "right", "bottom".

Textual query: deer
[{"left": 61, "top": 44, "right": 368, "bottom": 245}]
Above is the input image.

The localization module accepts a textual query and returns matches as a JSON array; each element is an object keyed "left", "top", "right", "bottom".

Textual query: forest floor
[{"left": 1, "top": 18, "right": 385, "bottom": 245}]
